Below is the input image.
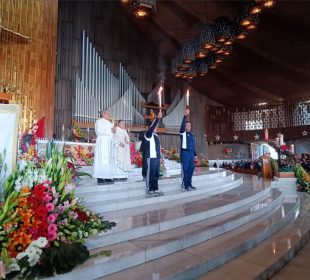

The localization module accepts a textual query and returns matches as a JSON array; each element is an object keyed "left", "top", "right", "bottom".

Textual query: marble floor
[{"left": 271, "top": 241, "right": 310, "bottom": 280}]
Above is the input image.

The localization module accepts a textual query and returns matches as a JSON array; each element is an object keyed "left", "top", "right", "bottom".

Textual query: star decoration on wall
[
  {"left": 254, "top": 134, "right": 260, "bottom": 140},
  {"left": 215, "top": 135, "right": 220, "bottom": 141},
  {"left": 302, "top": 130, "right": 308, "bottom": 136},
  {"left": 233, "top": 135, "right": 238, "bottom": 140}
]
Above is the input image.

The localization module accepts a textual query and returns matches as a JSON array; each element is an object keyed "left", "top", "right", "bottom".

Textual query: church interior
[{"left": 1, "top": 0, "right": 310, "bottom": 279}]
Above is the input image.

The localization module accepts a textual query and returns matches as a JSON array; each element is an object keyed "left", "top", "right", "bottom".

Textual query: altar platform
[{"left": 49, "top": 168, "right": 310, "bottom": 280}]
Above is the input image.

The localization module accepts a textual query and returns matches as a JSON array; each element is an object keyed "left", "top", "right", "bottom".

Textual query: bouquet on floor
[
  {"left": 294, "top": 163, "right": 310, "bottom": 194},
  {"left": 0, "top": 148, "right": 115, "bottom": 279},
  {"left": 130, "top": 143, "right": 142, "bottom": 168},
  {"left": 195, "top": 154, "right": 209, "bottom": 167}
]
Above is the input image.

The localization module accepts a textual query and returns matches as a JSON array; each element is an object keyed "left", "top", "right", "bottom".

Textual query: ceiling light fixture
[{"left": 130, "top": 0, "right": 156, "bottom": 18}]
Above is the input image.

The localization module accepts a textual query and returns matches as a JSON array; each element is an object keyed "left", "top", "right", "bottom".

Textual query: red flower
[
  {"left": 33, "top": 184, "right": 46, "bottom": 194},
  {"left": 67, "top": 162, "right": 75, "bottom": 170},
  {"left": 75, "top": 209, "right": 90, "bottom": 223},
  {"left": 35, "top": 206, "right": 48, "bottom": 217},
  {"left": 27, "top": 197, "right": 40, "bottom": 208}
]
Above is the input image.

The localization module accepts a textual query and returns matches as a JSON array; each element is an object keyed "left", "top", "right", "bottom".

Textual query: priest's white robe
[
  {"left": 113, "top": 126, "right": 132, "bottom": 178},
  {"left": 93, "top": 118, "right": 114, "bottom": 179}
]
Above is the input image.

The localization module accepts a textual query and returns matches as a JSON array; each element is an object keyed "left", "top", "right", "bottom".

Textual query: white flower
[
  {"left": 16, "top": 252, "right": 27, "bottom": 260},
  {"left": 25, "top": 246, "right": 37, "bottom": 258},
  {"left": 32, "top": 237, "right": 48, "bottom": 248},
  {"left": 6, "top": 259, "right": 20, "bottom": 273},
  {"left": 65, "top": 183, "right": 75, "bottom": 193},
  {"left": 28, "top": 254, "right": 40, "bottom": 267},
  {"left": 18, "top": 160, "right": 28, "bottom": 170},
  {"left": 14, "top": 184, "right": 23, "bottom": 192}
]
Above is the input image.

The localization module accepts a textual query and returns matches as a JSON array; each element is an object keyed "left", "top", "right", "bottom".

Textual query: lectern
[{"left": 261, "top": 155, "right": 272, "bottom": 179}]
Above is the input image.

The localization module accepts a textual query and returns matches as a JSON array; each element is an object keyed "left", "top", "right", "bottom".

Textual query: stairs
[{"left": 49, "top": 169, "right": 308, "bottom": 280}]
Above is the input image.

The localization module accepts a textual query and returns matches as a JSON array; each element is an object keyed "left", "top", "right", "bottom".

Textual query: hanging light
[
  {"left": 247, "top": 1, "right": 263, "bottom": 15},
  {"left": 215, "top": 17, "right": 234, "bottom": 44},
  {"left": 245, "top": 15, "right": 259, "bottom": 30},
  {"left": 181, "top": 40, "right": 197, "bottom": 64},
  {"left": 194, "top": 39, "right": 208, "bottom": 59},
  {"left": 183, "top": 64, "right": 197, "bottom": 79},
  {"left": 199, "top": 24, "right": 216, "bottom": 50},
  {"left": 196, "top": 60, "right": 208, "bottom": 76},
  {"left": 196, "top": 49, "right": 208, "bottom": 59},
  {"left": 131, "top": 0, "right": 156, "bottom": 18},
  {"left": 232, "top": 23, "right": 248, "bottom": 40},
  {"left": 206, "top": 54, "right": 218, "bottom": 69},
  {"left": 174, "top": 51, "right": 189, "bottom": 71},
  {"left": 121, "top": 0, "right": 134, "bottom": 5},
  {"left": 237, "top": 6, "right": 252, "bottom": 26},
  {"left": 262, "top": 0, "right": 276, "bottom": 8},
  {"left": 222, "top": 45, "right": 233, "bottom": 56},
  {"left": 255, "top": 0, "right": 276, "bottom": 9}
]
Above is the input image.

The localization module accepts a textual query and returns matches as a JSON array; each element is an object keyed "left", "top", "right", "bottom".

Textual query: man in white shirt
[
  {"left": 93, "top": 110, "right": 115, "bottom": 185},
  {"left": 144, "top": 111, "right": 163, "bottom": 196}
]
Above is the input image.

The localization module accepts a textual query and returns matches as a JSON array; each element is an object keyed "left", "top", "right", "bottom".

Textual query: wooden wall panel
[
  {"left": 55, "top": 0, "right": 221, "bottom": 155},
  {"left": 55, "top": 0, "right": 159, "bottom": 137},
  {"left": 0, "top": 0, "right": 58, "bottom": 136}
]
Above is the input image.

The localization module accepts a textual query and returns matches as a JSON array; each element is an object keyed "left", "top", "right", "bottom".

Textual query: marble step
[
  {"left": 86, "top": 184, "right": 275, "bottom": 248},
  {"left": 79, "top": 173, "right": 236, "bottom": 203},
  {"left": 98, "top": 200, "right": 299, "bottom": 280},
  {"left": 196, "top": 196, "right": 310, "bottom": 280},
  {"left": 50, "top": 188, "right": 286, "bottom": 280},
  {"left": 84, "top": 176, "right": 244, "bottom": 213},
  {"left": 76, "top": 169, "right": 228, "bottom": 194}
]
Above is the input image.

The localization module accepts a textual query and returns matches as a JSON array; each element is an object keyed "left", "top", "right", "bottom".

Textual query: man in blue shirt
[
  {"left": 180, "top": 108, "right": 197, "bottom": 190},
  {"left": 144, "top": 111, "right": 163, "bottom": 196}
]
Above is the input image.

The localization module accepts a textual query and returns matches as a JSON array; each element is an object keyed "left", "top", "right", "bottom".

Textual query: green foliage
[
  {"left": 269, "top": 158, "right": 278, "bottom": 177},
  {"left": 38, "top": 243, "right": 89, "bottom": 277},
  {"left": 294, "top": 164, "right": 310, "bottom": 193},
  {"left": 0, "top": 149, "right": 8, "bottom": 201}
]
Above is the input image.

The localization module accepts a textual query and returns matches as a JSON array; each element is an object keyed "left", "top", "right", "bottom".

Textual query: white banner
[{"left": 0, "top": 104, "right": 21, "bottom": 186}]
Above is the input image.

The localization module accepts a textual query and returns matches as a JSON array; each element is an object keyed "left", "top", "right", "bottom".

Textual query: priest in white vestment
[
  {"left": 93, "top": 111, "right": 115, "bottom": 185},
  {"left": 113, "top": 120, "right": 132, "bottom": 181}
]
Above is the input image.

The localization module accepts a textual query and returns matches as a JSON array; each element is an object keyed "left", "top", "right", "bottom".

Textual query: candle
[
  {"left": 290, "top": 144, "right": 294, "bottom": 154},
  {"left": 186, "top": 89, "right": 189, "bottom": 107},
  {"left": 279, "top": 133, "right": 284, "bottom": 146},
  {"left": 275, "top": 137, "right": 279, "bottom": 146},
  {"left": 158, "top": 86, "right": 163, "bottom": 109},
  {"left": 264, "top": 128, "right": 268, "bottom": 140},
  {"left": 62, "top": 124, "right": 65, "bottom": 132}
]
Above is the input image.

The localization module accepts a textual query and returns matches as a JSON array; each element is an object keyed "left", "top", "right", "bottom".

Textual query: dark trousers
[
  {"left": 181, "top": 150, "right": 195, "bottom": 188},
  {"left": 142, "top": 152, "right": 147, "bottom": 178},
  {"left": 146, "top": 158, "right": 160, "bottom": 191}
]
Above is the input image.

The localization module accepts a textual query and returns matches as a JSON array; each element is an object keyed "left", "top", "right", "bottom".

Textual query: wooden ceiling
[{"left": 123, "top": 0, "right": 310, "bottom": 105}]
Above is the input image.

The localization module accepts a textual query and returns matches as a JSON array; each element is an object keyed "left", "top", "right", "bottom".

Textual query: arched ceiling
[{"left": 122, "top": 0, "right": 310, "bottom": 105}]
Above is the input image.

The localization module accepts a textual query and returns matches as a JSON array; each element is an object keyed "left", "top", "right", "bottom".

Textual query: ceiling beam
[
  {"left": 163, "top": 0, "right": 204, "bottom": 29},
  {"left": 238, "top": 42, "right": 310, "bottom": 79},
  {"left": 216, "top": 68, "right": 281, "bottom": 101}
]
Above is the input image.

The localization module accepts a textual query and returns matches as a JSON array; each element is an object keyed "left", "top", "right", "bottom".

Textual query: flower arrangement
[
  {"left": 161, "top": 148, "right": 180, "bottom": 162},
  {"left": 159, "top": 159, "right": 166, "bottom": 177},
  {"left": 64, "top": 144, "right": 94, "bottom": 166},
  {"left": 294, "top": 163, "right": 310, "bottom": 193},
  {"left": 224, "top": 148, "right": 232, "bottom": 156},
  {"left": 0, "top": 149, "right": 8, "bottom": 200},
  {"left": 130, "top": 143, "right": 142, "bottom": 168},
  {"left": 71, "top": 122, "right": 85, "bottom": 141},
  {"left": 195, "top": 155, "right": 209, "bottom": 167},
  {"left": 0, "top": 148, "right": 115, "bottom": 279}
]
